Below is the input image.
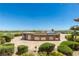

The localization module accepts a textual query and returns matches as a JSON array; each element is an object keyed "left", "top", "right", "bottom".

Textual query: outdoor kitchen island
[{"left": 21, "top": 31, "right": 60, "bottom": 41}]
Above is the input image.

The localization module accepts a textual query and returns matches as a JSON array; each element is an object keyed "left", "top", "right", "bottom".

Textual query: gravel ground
[{"left": 11, "top": 34, "right": 67, "bottom": 56}]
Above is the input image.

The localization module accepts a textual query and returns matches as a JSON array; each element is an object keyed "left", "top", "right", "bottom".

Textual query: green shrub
[
  {"left": 14, "top": 33, "right": 22, "bottom": 37},
  {"left": 65, "top": 34, "right": 79, "bottom": 42},
  {"left": 60, "top": 41, "right": 79, "bottom": 51},
  {"left": 65, "top": 35, "right": 74, "bottom": 41},
  {"left": 50, "top": 51, "right": 64, "bottom": 56},
  {"left": 38, "top": 51, "right": 64, "bottom": 56},
  {"left": 76, "top": 36, "right": 79, "bottom": 42},
  {"left": 38, "top": 42, "right": 55, "bottom": 55},
  {"left": 2, "top": 35, "right": 13, "bottom": 42},
  {"left": 38, "top": 52, "right": 47, "bottom": 56},
  {"left": 67, "top": 32, "right": 73, "bottom": 34},
  {"left": 2, "top": 43, "right": 14, "bottom": 46},
  {"left": 0, "top": 33, "right": 13, "bottom": 43},
  {"left": 16, "top": 45, "right": 28, "bottom": 55},
  {"left": 68, "top": 43, "right": 79, "bottom": 51},
  {"left": 76, "top": 38, "right": 79, "bottom": 42},
  {"left": 57, "top": 45, "right": 73, "bottom": 56},
  {"left": 0, "top": 32, "right": 4, "bottom": 36},
  {"left": 21, "top": 53, "right": 35, "bottom": 56},
  {"left": 0, "top": 37, "right": 6, "bottom": 44},
  {"left": 0, "top": 43, "right": 14, "bottom": 56},
  {"left": 60, "top": 41, "right": 78, "bottom": 46}
]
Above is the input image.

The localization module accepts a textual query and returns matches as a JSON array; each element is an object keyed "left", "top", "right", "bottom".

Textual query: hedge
[
  {"left": 21, "top": 53, "right": 35, "bottom": 56},
  {"left": 57, "top": 45, "right": 73, "bottom": 56},
  {"left": 0, "top": 37, "right": 6, "bottom": 44},
  {"left": 65, "top": 34, "right": 79, "bottom": 42},
  {"left": 2, "top": 34, "right": 13, "bottom": 42},
  {"left": 2, "top": 43, "right": 14, "bottom": 46},
  {"left": 14, "top": 33, "right": 22, "bottom": 37},
  {"left": 16, "top": 45, "right": 28, "bottom": 55},
  {"left": 0, "top": 43, "right": 14, "bottom": 56},
  {"left": 38, "top": 52, "right": 47, "bottom": 56},
  {"left": 60, "top": 41, "right": 79, "bottom": 51},
  {"left": 50, "top": 51, "right": 64, "bottom": 56},
  {"left": 38, "top": 42, "right": 55, "bottom": 55}
]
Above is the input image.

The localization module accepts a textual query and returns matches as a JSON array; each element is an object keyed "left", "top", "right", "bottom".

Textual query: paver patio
[{"left": 11, "top": 34, "right": 67, "bottom": 55}]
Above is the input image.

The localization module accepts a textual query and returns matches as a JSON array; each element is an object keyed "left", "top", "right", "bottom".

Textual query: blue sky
[{"left": 0, "top": 3, "right": 79, "bottom": 30}]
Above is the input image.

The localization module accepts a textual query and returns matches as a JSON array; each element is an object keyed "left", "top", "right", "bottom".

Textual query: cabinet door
[
  {"left": 28, "top": 35, "right": 31, "bottom": 40},
  {"left": 49, "top": 37, "right": 54, "bottom": 40},
  {"left": 55, "top": 38, "right": 59, "bottom": 41},
  {"left": 34, "top": 37, "right": 40, "bottom": 40},
  {"left": 41, "top": 37, "right": 46, "bottom": 40}
]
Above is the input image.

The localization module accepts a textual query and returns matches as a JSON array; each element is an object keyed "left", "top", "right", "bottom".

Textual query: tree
[{"left": 38, "top": 42, "right": 55, "bottom": 55}]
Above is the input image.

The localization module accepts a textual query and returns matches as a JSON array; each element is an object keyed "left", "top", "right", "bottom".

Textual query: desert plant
[
  {"left": 16, "top": 45, "right": 28, "bottom": 55},
  {"left": 38, "top": 42, "right": 55, "bottom": 55}
]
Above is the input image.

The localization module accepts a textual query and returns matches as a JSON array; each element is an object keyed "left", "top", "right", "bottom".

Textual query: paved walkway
[
  {"left": 73, "top": 51, "right": 79, "bottom": 56},
  {"left": 11, "top": 34, "right": 67, "bottom": 55}
]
